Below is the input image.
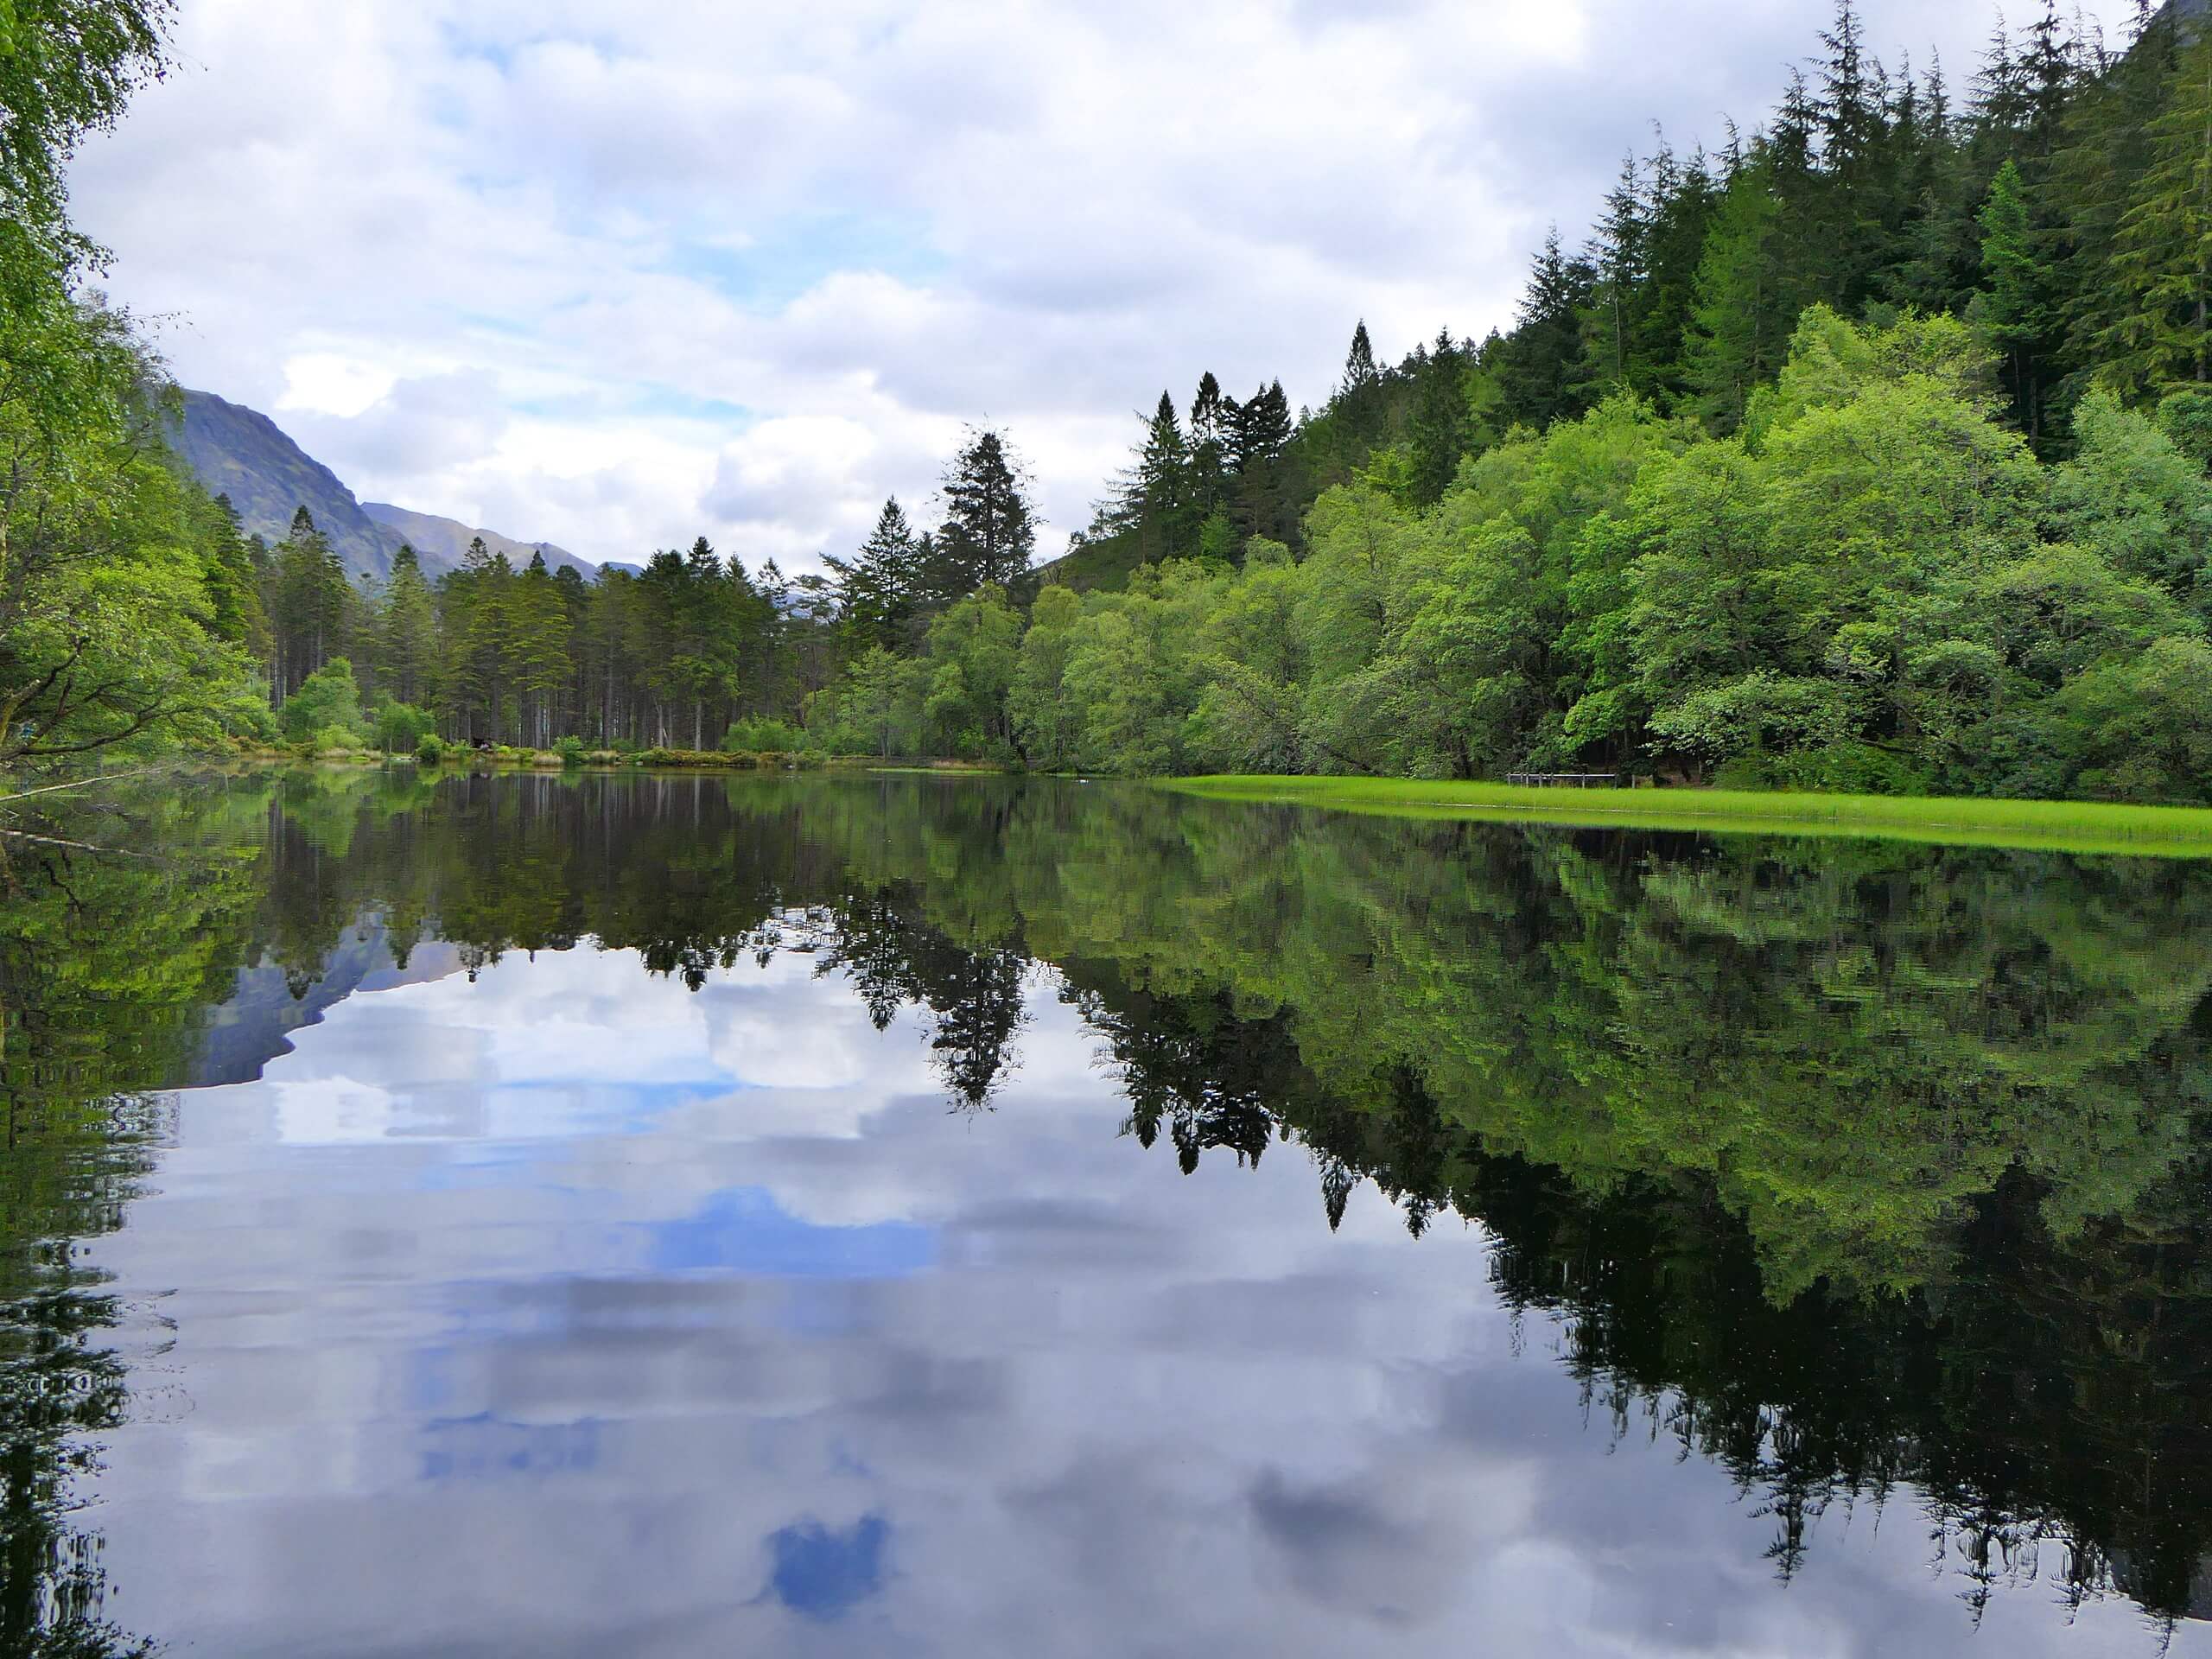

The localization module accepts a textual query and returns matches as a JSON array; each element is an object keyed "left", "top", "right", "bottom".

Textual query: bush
[
  {"left": 416, "top": 734, "right": 445, "bottom": 766},
  {"left": 375, "top": 701, "right": 435, "bottom": 754},
  {"left": 314, "top": 724, "right": 365, "bottom": 754},
  {"left": 722, "top": 715, "right": 806, "bottom": 753},
  {"left": 280, "top": 659, "right": 368, "bottom": 746},
  {"left": 635, "top": 747, "right": 760, "bottom": 768},
  {"left": 554, "top": 735, "right": 588, "bottom": 768}
]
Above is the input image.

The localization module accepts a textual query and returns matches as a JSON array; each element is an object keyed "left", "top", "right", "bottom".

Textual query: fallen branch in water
[
  {"left": 0, "top": 765, "right": 174, "bottom": 808},
  {"left": 0, "top": 827, "right": 168, "bottom": 861}
]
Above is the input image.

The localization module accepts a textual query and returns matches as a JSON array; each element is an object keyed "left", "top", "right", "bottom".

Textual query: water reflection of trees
[
  {"left": 0, "top": 794, "right": 249, "bottom": 1657},
  {"left": 17, "top": 766, "right": 2212, "bottom": 1630}
]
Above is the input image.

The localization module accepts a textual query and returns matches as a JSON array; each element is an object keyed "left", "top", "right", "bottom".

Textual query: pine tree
[
  {"left": 1334, "top": 320, "right": 1387, "bottom": 460},
  {"left": 1576, "top": 153, "right": 1648, "bottom": 398},
  {"left": 376, "top": 543, "right": 440, "bottom": 708},
  {"left": 1975, "top": 158, "right": 2060, "bottom": 443},
  {"left": 444, "top": 550, "right": 516, "bottom": 744},
  {"left": 1122, "top": 391, "right": 1197, "bottom": 562},
  {"left": 2055, "top": 0, "right": 2183, "bottom": 408},
  {"left": 1230, "top": 380, "right": 1294, "bottom": 542},
  {"left": 2097, "top": 22, "right": 2212, "bottom": 397},
  {"left": 510, "top": 551, "right": 573, "bottom": 747},
  {"left": 1682, "top": 161, "right": 1784, "bottom": 432},
  {"left": 265, "top": 505, "right": 352, "bottom": 702},
  {"left": 1189, "top": 372, "right": 1233, "bottom": 520},
  {"left": 827, "top": 497, "right": 923, "bottom": 650},
  {"left": 1497, "top": 229, "right": 1597, "bottom": 429},
  {"left": 933, "top": 429, "right": 1036, "bottom": 596},
  {"left": 1408, "top": 330, "right": 1472, "bottom": 505},
  {"left": 1812, "top": 1, "right": 1897, "bottom": 306}
]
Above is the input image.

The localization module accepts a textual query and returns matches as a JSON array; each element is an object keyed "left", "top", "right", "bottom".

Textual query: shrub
[
  {"left": 374, "top": 701, "right": 435, "bottom": 754},
  {"left": 416, "top": 734, "right": 445, "bottom": 766},
  {"left": 554, "top": 735, "right": 588, "bottom": 768},
  {"left": 636, "top": 747, "right": 758, "bottom": 768},
  {"left": 722, "top": 715, "right": 806, "bottom": 753},
  {"left": 280, "top": 658, "right": 367, "bottom": 746}
]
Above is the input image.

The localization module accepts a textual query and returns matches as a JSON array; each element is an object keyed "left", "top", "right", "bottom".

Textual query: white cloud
[{"left": 71, "top": 1, "right": 2132, "bottom": 570}]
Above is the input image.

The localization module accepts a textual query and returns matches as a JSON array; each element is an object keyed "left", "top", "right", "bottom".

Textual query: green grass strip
[{"left": 1161, "top": 775, "right": 2212, "bottom": 859}]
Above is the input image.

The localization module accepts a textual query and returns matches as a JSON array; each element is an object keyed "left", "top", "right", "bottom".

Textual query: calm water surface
[{"left": 5, "top": 770, "right": 2212, "bottom": 1656}]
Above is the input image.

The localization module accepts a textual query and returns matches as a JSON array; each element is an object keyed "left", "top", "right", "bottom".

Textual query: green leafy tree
[{"left": 279, "top": 655, "right": 365, "bottom": 744}]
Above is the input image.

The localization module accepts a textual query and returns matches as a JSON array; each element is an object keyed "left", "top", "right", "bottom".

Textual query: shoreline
[{"left": 1160, "top": 775, "right": 2212, "bottom": 860}]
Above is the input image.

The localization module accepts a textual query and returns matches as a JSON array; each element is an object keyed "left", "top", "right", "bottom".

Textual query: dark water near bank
[{"left": 5, "top": 769, "right": 2212, "bottom": 1656}]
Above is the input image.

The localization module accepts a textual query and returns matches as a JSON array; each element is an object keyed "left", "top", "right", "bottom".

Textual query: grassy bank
[{"left": 1163, "top": 775, "right": 2212, "bottom": 859}]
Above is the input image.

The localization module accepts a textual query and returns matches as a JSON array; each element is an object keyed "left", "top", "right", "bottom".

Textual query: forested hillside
[
  {"left": 11, "top": 1, "right": 2212, "bottom": 802},
  {"left": 164, "top": 389, "right": 403, "bottom": 580}
]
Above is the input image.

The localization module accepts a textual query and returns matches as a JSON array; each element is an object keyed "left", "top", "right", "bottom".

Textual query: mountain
[
  {"left": 167, "top": 387, "right": 612, "bottom": 582},
  {"left": 168, "top": 388, "right": 409, "bottom": 580},
  {"left": 359, "top": 502, "right": 601, "bottom": 580}
]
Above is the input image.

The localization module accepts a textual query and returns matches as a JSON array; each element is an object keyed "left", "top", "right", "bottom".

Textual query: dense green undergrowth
[{"left": 1166, "top": 774, "right": 2212, "bottom": 858}]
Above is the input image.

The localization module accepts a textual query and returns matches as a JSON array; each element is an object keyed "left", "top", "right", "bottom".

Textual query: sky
[{"left": 69, "top": 0, "right": 2132, "bottom": 574}]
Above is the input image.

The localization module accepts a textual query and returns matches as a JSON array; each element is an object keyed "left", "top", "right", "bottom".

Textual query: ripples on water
[{"left": 3, "top": 768, "right": 2210, "bottom": 1656}]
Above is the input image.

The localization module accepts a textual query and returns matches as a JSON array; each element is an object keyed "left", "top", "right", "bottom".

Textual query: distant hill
[
  {"left": 167, "top": 389, "right": 409, "bottom": 580},
  {"left": 360, "top": 502, "right": 601, "bottom": 581},
  {"left": 167, "top": 387, "right": 612, "bottom": 583}
]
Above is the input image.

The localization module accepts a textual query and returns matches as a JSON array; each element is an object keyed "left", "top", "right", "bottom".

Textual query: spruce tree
[
  {"left": 934, "top": 429, "right": 1036, "bottom": 596},
  {"left": 376, "top": 543, "right": 441, "bottom": 708},
  {"left": 1189, "top": 372, "right": 1233, "bottom": 520},
  {"left": 1122, "top": 391, "right": 1197, "bottom": 562},
  {"left": 1497, "top": 229, "right": 1596, "bottom": 429},
  {"left": 1682, "top": 162, "right": 1784, "bottom": 432},
  {"left": 1975, "top": 158, "right": 2060, "bottom": 443},
  {"left": 511, "top": 551, "right": 573, "bottom": 747},
  {"left": 1408, "top": 330, "right": 1472, "bottom": 505},
  {"left": 2099, "top": 24, "right": 2212, "bottom": 397},
  {"left": 828, "top": 497, "right": 922, "bottom": 649},
  {"left": 1575, "top": 153, "right": 1648, "bottom": 399},
  {"left": 1230, "top": 380, "right": 1294, "bottom": 542},
  {"left": 1335, "top": 320, "right": 1386, "bottom": 457}
]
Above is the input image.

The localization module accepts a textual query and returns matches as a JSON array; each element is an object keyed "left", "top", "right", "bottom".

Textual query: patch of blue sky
[
  {"left": 454, "top": 309, "right": 538, "bottom": 340},
  {"left": 765, "top": 1515, "right": 890, "bottom": 1621},
  {"left": 651, "top": 1186, "right": 936, "bottom": 1280},
  {"left": 667, "top": 212, "right": 947, "bottom": 309},
  {"left": 504, "top": 387, "right": 756, "bottom": 429}
]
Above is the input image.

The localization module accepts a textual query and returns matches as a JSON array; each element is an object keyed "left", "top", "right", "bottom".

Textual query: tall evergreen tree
[
  {"left": 1497, "top": 229, "right": 1596, "bottom": 429},
  {"left": 1408, "top": 330, "right": 1472, "bottom": 506},
  {"left": 2099, "top": 22, "right": 2212, "bottom": 397},
  {"left": 1576, "top": 154, "right": 1649, "bottom": 399},
  {"left": 1683, "top": 162, "right": 1785, "bottom": 432},
  {"left": 828, "top": 497, "right": 923, "bottom": 650},
  {"left": 1975, "top": 158, "right": 2061, "bottom": 443},
  {"left": 932, "top": 429, "right": 1036, "bottom": 597},
  {"left": 510, "top": 551, "right": 573, "bottom": 747},
  {"left": 376, "top": 543, "right": 440, "bottom": 708},
  {"left": 1123, "top": 391, "right": 1197, "bottom": 562},
  {"left": 1189, "top": 372, "right": 1233, "bottom": 521},
  {"left": 1230, "top": 380, "right": 1294, "bottom": 542}
]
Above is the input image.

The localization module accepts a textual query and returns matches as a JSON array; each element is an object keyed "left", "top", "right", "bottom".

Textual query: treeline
[
  {"left": 801, "top": 1, "right": 2212, "bottom": 799},
  {"left": 15, "top": 0, "right": 2212, "bottom": 802},
  {"left": 196, "top": 423, "right": 1038, "bottom": 756}
]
